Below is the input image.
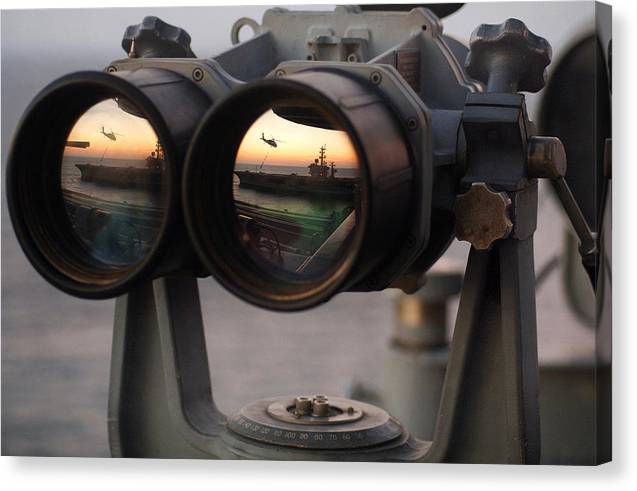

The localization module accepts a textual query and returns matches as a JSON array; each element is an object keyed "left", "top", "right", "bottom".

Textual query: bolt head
[
  {"left": 370, "top": 71, "right": 382, "bottom": 85},
  {"left": 294, "top": 396, "right": 312, "bottom": 416},
  {"left": 406, "top": 117, "right": 419, "bottom": 131},
  {"left": 192, "top": 67, "right": 204, "bottom": 82},
  {"left": 312, "top": 399, "right": 330, "bottom": 417}
]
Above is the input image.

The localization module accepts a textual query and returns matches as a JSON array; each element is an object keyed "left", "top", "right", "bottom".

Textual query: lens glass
[
  {"left": 233, "top": 103, "right": 361, "bottom": 279},
  {"left": 60, "top": 98, "right": 166, "bottom": 266}
]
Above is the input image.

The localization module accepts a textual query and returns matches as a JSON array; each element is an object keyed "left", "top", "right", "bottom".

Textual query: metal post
[
  {"left": 426, "top": 237, "right": 540, "bottom": 464},
  {"left": 108, "top": 277, "right": 228, "bottom": 458}
]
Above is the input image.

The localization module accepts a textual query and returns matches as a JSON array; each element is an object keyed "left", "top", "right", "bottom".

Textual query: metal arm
[{"left": 108, "top": 277, "right": 229, "bottom": 459}]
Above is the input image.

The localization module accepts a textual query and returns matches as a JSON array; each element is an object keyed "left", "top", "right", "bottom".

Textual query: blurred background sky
[{"left": 2, "top": 2, "right": 597, "bottom": 457}]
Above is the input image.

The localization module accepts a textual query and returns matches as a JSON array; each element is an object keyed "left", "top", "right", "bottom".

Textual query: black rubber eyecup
[{"left": 6, "top": 71, "right": 178, "bottom": 299}]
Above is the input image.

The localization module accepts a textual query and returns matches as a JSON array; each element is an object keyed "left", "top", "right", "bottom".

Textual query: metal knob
[
  {"left": 454, "top": 183, "right": 513, "bottom": 250},
  {"left": 465, "top": 18, "right": 552, "bottom": 93},
  {"left": 527, "top": 136, "right": 567, "bottom": 179},
  {"left": 122, "top": 16, "right": 196, "bottom": 58}
]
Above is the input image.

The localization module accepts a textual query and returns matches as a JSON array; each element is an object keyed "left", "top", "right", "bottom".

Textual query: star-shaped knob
[
  {"left": 465, "top": 18, "right": 552, "bottom": 93},
  {"left": 122, "top": 16, "right": 195, "bottom": 58},
  {"left": 454, "top": 183, "right": 513, "bottom": 250}
]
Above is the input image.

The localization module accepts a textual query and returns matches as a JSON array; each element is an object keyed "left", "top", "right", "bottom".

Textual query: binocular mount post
[
  {"left": 425, "top": 236, "right": 540, "bottom": 463},
  {"left": 108, "top": 276, "right": 228, "bottom": 459},
  {"left": 107, "top": 236, "right": 541, "bottom": 463}
]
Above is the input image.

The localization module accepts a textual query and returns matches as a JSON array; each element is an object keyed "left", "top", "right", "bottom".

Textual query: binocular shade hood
[
  {"left": 183, "top": 70, "right": 415, "bottom": 311},
  {"left": 6, "top": 70, "right": 212, "bottom": 298}
]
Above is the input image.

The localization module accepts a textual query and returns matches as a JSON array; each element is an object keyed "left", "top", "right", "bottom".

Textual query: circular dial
[{"left": 227, "top": 395, "right": 404, "bottom": 450}]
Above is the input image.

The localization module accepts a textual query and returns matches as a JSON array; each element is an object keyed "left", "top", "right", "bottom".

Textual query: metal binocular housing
[
  {"left": 7, "top": 7, "right": 480, "bottom": 307},
  {"left": 5, "top": 5, "right": 610, "bottom": 463}
]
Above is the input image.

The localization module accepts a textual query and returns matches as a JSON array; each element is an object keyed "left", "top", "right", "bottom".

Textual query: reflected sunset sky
[
  {"left": 236, "top": 109, "right": 358, "bottom": 167},
  {"left": 65, "top": 99, "right": 157, "bottom": 160}
]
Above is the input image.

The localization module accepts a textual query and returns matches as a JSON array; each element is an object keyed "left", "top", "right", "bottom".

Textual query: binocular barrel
[
  {"left": 183, "top": 71, "right": 416, "bottom": 310},
  {"left": 6, "top": 69, "right": 212, "bottom": 298}
]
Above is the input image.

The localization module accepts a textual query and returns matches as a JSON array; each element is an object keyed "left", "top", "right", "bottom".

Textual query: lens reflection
[
  {"left": 233, "top": 104, "right": 360, "bottom": 278},
  {"left": 61, "top": 99, "right": 166, "bottom": 266}
]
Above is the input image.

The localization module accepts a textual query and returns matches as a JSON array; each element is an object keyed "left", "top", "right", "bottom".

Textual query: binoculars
[
  {"left": 7, "top": 7, "right": 579, "bottom": 311},
  {"left": 5, "top": 5, "right": 611, "bottom": 463}
]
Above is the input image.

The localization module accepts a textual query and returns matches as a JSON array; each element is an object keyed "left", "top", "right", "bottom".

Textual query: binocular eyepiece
[{"left": 6, "top": 11, "right": 552, "bottom": 310}]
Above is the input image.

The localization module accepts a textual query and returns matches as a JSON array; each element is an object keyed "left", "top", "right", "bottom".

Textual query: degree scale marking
[{"left": 234, "top": 417, "right": 370, "bottom": 444}]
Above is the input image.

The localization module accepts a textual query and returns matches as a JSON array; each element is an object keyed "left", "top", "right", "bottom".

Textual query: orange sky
[
  {"left": 64, "top": 99, "right": 157, "bottom": 160},
  {"left": 236, "top": 109, "right": 359, "bottom": 168}
]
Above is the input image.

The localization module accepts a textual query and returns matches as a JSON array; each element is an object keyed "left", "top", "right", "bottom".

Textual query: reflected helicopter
[
  {"left": 100, "top": 126, "right": 124, "bottom": 141},
  {"left": 260, "top": 132, "right": 285, "bottom": 148}
]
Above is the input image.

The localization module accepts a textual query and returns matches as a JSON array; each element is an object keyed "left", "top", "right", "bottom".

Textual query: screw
[
  {"left": 312, "top": 399, "right": 329, "bottom": 417},
  {"left": 406, "top": 117, "right": 419, "bottom": 131},
  {"left": 106, "top": 66, "right": 117, "bottom": 73},
  {"left": 274, "top": 69, "right": 286, "bottom": 78},
  {"left": 370, "top": 71, "right": 382, "bottom": 85},
  {"left": 192, "top": 67, "right": 204, "bottom": 82},
  {"left": 294, "top": 396, "right": 312, "bottom": 416}
]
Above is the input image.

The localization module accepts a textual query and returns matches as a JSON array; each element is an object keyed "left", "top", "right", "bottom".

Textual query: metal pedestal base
[{"left": 108, "top": 237, "right": 540, "bottom": 463}]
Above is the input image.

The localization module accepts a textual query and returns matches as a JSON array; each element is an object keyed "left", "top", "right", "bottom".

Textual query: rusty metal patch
[{"left": 396, "top": 49, "right": 421, "bottom": 92}]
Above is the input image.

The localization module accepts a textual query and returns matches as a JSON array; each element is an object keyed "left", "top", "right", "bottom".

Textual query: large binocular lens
[
  {"left": 7, "top": 70, "right": 211, "bottom": 298},
  {"left": 184, "top": 71, "right": 414, "bottom": 310},
  {"left": 233, "top": 105, "right": 361, "bottom": 279},
  {"left": 61, "top": 98, "right": 166, "bottom": 267}
]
